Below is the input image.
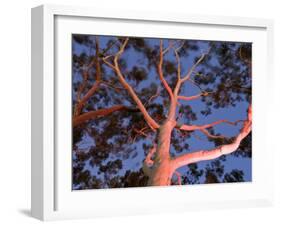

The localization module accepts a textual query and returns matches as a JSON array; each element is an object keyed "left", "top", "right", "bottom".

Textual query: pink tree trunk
[{"left": 147, "top": 120, "right": 175, "bottom": 186}]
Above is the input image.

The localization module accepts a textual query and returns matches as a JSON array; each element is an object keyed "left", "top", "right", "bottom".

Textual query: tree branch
[
  {"left": 144, "top": 87, "right": 161, "bottom": 106},
  {"left": 178, "top": 93, "right": 203, "bottom": 101},
  {"left": 100, "top": 81, "right": 126, "bottom": 92},
  {"left": 144, "top": 144, "right": 157, "bottom": 167},
  {"left": 157, "top": 40, "right": 174, "bottom": 100},
  {"left": 181, "top": 48, "right": 211, "bottom": 83},
  {"left": 173, "top": 43, "right": 183, "bottom": 81},
  {"left": 132, "top": 126, "right": 151, "bottom": 143},
  {"left": 76, "top": 54, "right": 98, "bottom": 102},
  {"left": 74, "top": 103, "right": 156, "bottom": 128},
  {"left": 162, "top": 40, "right": 173, "bottom": 55},
  {"left": 108, "top": 38, "right": 160, "bottom": 130},
  {"left": 102, "top": 55, "right": 115, "bottom": 70},
  {"left": 73, "top": 105, "right": 139, "bottom": 127},
  {"left": 142, "top": 143, "right": 157, "bottom": 176},
  {"left": 75, "top": 81, "right": 101, "bottom": 116},
  {"left": 199, "top": 128, "right": 226, "bottom": 139},
  {"left": 74, "top": 37, "right": 102, "bottom": 116},
  {"left": 172, "top": 104, "right": 252, "bottom": 169},
  {"left": 172, "top": 41, "right": 185, "bottom": 82},
  {"left": 174, "top": 171, "right": 182, "bottom": 185},
  {"left": 177, "top": 119, "right": 243, "bottom": 131}
]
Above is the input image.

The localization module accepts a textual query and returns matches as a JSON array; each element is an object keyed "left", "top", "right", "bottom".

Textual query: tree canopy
[{"left": 72, "top": 35, "right": 251, "bottom": 190}]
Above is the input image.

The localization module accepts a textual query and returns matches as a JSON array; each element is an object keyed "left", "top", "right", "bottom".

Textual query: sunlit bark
[
  {"left": 157, "top": 40, "right": 174, "bottom": 100},
  {"left": 178, "top": 94, "right": 203, "bottom": 101},
  {"left": 172, "top": 105, "right": 252, "bottom": 170},
  {"left": 147, "top": 119, "right": 176, "bottom": 186},
  {"left": 103, "top": 38, "right": 159, "bottom": 130},
  {"left": 80, "top": 38, "right": 251, "bottom": 187},
  {"left": 177, "top": 119, "right": 243, "bottom": 131},
  {"left": 174, "top": 171, "right": 182, "bottom": 185}
]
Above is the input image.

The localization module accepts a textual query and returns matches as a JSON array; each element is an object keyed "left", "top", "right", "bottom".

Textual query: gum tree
[{"left": 72, "top": 35, "right": 251, "bottom": 189}]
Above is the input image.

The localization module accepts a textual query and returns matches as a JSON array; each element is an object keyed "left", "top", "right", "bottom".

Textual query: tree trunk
[
  {"left": 148, "top": 159, "right": 174, "bottom": 186},
  {"left": 148, "top": 119, "right": 175, "bottom": 186}
]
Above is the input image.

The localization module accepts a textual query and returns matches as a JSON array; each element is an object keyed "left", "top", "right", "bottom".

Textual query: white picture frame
[{"left": 31, "top": 4, "right": 274, "bottom": 221}]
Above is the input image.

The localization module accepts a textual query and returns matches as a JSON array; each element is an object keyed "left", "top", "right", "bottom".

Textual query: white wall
[{"left": 0, "top": 0, "right": 280, "bottom": 225}]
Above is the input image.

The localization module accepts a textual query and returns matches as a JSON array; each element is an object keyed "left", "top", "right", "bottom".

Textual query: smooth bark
[{"left": 85, "top": 38, "right": 252, "bottom": 186}]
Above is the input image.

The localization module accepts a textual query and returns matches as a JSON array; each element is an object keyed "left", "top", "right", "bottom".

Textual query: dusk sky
[{"left": 72, "top": 35, "right": 251, "bottom": 189}]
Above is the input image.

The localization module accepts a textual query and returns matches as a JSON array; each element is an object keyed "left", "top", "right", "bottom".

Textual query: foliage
[{"left": 72, "top": 35, "right": 252, "bottom": 189}]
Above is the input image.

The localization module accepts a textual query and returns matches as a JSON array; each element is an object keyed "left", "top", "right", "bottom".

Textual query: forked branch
[
  {"left": 104, "top": 38, "right": 160, "bottom": 131},
  {"left": 172, "top": 104, "right": 252, "bottom": 169},
  {"left": 181, "top": 47, "right": 211, "bottom": 83},
  {"left": 158, "top": 40, "right": 174, "bottom": 100}
]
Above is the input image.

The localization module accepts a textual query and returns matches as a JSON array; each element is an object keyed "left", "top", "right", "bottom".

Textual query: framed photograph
[{"left": 31, "top": 4, "right": 274, "bottom": 221}]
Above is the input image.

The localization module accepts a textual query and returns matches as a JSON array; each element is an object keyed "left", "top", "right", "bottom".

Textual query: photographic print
[{"left": 72, "top": 35, "right": 252, "bottom": 190}]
